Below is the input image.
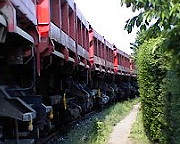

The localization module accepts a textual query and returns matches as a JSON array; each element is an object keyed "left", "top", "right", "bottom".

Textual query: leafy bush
[
  {"left": 136, "top": 36, "right": 171, "bottom": 143},
  {"left": 166, "top": 71, "right": 180, "bottom": 144},
  {"left": 136, "top": 28, "right": 180, "bottom": 143}
]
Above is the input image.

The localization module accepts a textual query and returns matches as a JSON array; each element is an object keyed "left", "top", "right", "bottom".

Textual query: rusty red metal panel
[
  {"left": 109, "top": 49, "right": 111, "bottom": 62},
  {"left": 82, "top": 25, "right": 86, "bottom": 49},
  {"left": 100, "top": 42, "right": 102, "bottom": 58},
  {"left": 105, "top": 46, "right": 108, "bottom": 61},
  {"left": 128, "top": 59, "right": 129, "bottom": 68},
  {"left": 84, "top": 27, "right": 86, "bottom": 49},
  {"left": 121, "top": 56, "right": 124, "bottom": 67},
  {"left": 37, "top": 0, "right": 50, "bottom": 37},
  {"left": 69, "top": 7, "right": 75, "bottom": 40},
  {"left": 119, "top": 55, "right": 121, "bottom": 66},
  {"left": 113, "top": 48, "right": 118, "bottom": 73},
  {"left": 125, "top": 57, "right": 127, "bottom": 68},
  {"left": 101, "top": 43, "right": 103, "bottom": 58},
  {"left": 97, "top": 40, "right": 101, "bottom": 57},
  {"left": 120, "top": 55, "right": 122, "bottom": 66},
  {"left": 36, "top": 0, "right": 53, "bottom": 76},
  {"left": 128, "top": 59, "right": 129, "bottom": 69},
  {"left": 99, "top": 41, "right": 102, "bottom": 58},
  {"left": 102, "top": 43, "right": 104, "bottom": 59},
  {"left": 110, "top": 49, "right": 113, "bottom": 62},
  {"left": 61, "top": 1, "right": 69, "bottom": 34},
  {"left": 104, "top": 40, "right": 106, "bottom": 61},
  {"left": 89, "top": 29, "right": 94, "bottom": 66},
  {"left": 77, "top": 18, "right": 82, "bottom": 46},
  {"left": 106, "top": 47, "right": 109, "bottom": 61},
  {"left": 50, "top": 0, "right": 61, "bottom": 27},
  {"left": 97, "top": 40, "right": 99, "bottom": 57},
  {"left": 104, "top": 45, "right": 107, "bottom": 60},
  {"left": 124, "top": 57, "right": 126, "bottom": 68},
  {"left": 86, "top": 29, "right": 89, "bottom": 51},
  {"left": 94, "top": 38, "right": 97, "bottom": 56},
  {"left": 101, "top": 43, "right": 104, "bottom": 58},
  {"left": 126, "top": 58, "right": 128, "bottom": 68},
  {"left": 79, "top": 23, "right": 82, "bottom": 47},
  {"left": 117, "top": 54, "right": 120, "bottom": 65},
  {"left": 120, "top": 55, "right": 123, "bottom": 66},
  {"left": 126, "top": 59, "right": 127, "bottom": 68}
]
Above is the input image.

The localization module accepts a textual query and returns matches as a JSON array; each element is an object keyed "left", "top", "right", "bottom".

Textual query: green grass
[
  {"left": 129, "top": 107, "right": 151, "bottom": 144},
  {"left": 58, "top": 98, "right": 139, "bottom": 144}
]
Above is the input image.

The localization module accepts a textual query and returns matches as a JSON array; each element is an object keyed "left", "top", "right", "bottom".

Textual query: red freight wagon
[
  {"left": 89, "top": 27, "right": 114, "bottom": 73},
  {"left": 115, "top": 49, "right": 131, "bottom": 75},
  {"left": 49, "top": 0, "right": 89, "bottom": 66},
  {"left": 0, "top": 0, "right": 138, "bottom": 143}
]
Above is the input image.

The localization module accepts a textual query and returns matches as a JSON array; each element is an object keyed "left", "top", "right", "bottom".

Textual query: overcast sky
[{"left": 74, "top": 0, "right": 138, "bottom": 54}]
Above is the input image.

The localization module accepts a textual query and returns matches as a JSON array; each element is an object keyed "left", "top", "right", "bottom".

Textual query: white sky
[{"left": 74, "top": 0, "right": 138, "bottom": 55}]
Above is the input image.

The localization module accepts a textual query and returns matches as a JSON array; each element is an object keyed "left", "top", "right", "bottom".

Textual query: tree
[{"left": 120, "top": 0, "right": 180, "bottom": 34}]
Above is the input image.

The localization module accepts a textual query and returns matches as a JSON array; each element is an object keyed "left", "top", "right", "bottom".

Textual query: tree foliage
[{"left": 121, "top": 0, "right": 180, "bottom": 34}]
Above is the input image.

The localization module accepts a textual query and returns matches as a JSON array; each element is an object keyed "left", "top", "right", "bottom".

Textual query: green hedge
[
  {"left": 167, "top": 71, "right": 180, "bottom": 144},
  {"left": 136, "top": 36, "right": 170, "bottom": 143},
  {"left": 136, "top": 28, "right": 180, "bottom": 143}
]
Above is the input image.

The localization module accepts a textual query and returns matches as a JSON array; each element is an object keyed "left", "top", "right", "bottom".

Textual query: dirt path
[{"left": 108, "top": 103, "right": 140, "bottom": 144}]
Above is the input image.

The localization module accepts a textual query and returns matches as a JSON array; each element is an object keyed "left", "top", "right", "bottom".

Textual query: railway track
[{"left": 36, "top": 111, "right": 96, "bottom": 144}]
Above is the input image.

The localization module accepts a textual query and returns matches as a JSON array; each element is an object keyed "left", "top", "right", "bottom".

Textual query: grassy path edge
[
  {"left": 129, "top": 105, "right": 151, "bottom": 144},
  {"left": 58, "top": 98, "right": 139, "bottom": 144}
]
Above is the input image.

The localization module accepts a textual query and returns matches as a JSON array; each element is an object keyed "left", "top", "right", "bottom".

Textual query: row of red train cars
[
  {"left": 0, "top": 0, "right": 136, "bottom": 76},
  {"left": 0, "top": 0, "right": 136, "bottom": 143}
]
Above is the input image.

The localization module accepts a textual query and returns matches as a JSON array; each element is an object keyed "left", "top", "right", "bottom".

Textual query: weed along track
[{"left": 56, "top": 99, "right": 139, "bottom": 144}]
